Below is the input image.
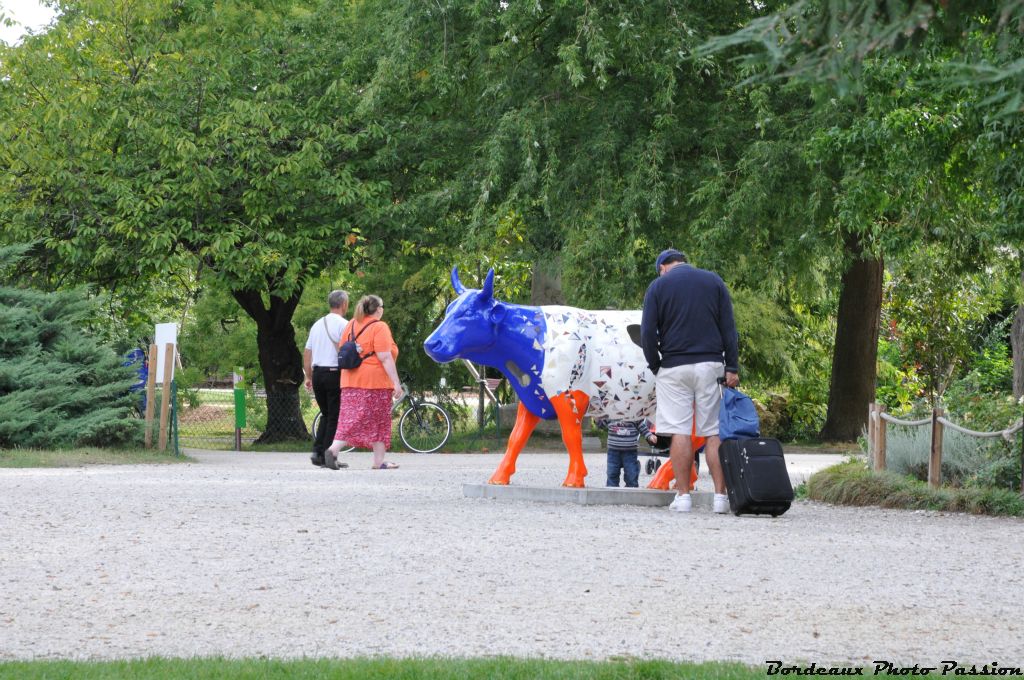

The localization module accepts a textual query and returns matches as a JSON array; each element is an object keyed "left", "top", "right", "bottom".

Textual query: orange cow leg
[
  {"left": 645, "top": 434, "right": 706, "bottom": 491},
  {"left": 488, "top": 402, "right": 541, "bottom": 485},
  {"left": 549, "top": 390, "right": 590, "bottom": 488},
  {"left": 648, "top": 459, "right": 675, "bottom": 491}
]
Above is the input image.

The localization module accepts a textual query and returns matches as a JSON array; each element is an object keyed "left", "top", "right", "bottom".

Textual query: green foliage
[
  {"left": 880, "top": 422, "right": 1020, "bottom": 491},
  {"left": 0, "top": 0, "right": 386, "bottom": 298},
  {"left": 178, "top": 284, "right": 261, "bottom": 384},
  {"left": 874, "top": 303, "right": 1019, "bottom": 490},
  {"left": 739, "top": 299, "right": 834, "bottom": 441},
  {"left": 698, "top": 0, "right": 1024, "bottom": 112},
  {"left": 0, "top": 656, "right": 766, "bottom": 680},
  {"left": 730, "top": 289, "right": 796, "bottom": 384},
  {"left": 2, "top": 0, "right": 1021, "bottom": 446},
  {"left": 785, "top": 305, "right": 834, "bottom": 440},
  {"left": 884, "top": 246, "right": 1006, "bottom": 403},
  {"left": 0, "top": 1, "right": 392, "bottom": 436},
  {"left": 875, "top": 337, "right": 924, "bottom": 413},
  {"left": 962, "top": 348, "right": 1014, "bottom": 394},
  {"left": 348, "top": 0, "right": 766, "bottom": 307},
  {"left": 807, "top": 458, "right": 1024, "bottom": 516},
  {"left": 956, "top": 315, "right": 1015, "bottom": 394},
  {"left": 0, "top": 282, "right": 141, "bottom": 449}
]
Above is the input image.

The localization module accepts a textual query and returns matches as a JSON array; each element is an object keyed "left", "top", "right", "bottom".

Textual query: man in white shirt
[{"left": 304, "top": 290, "right": 349, "bottom": 467}]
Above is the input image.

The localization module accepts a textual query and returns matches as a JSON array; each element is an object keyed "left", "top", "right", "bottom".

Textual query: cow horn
[
  {"left": 480, "top": 268, "right": 495, "bottom": 302},
  {"left": 450, "top": 266, "right": 466, "bottom": 295}
]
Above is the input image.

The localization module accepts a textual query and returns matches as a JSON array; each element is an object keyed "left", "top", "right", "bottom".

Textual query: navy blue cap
[{"left": 655, "top": 248, "right": 686, "bottom": 273}]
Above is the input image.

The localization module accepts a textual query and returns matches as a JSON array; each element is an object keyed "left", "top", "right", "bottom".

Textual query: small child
[{"left": 596, "top": 417, "right": 658, "bottom": 488}]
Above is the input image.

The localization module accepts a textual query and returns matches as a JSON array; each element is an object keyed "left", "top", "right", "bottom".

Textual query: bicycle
[{"left": 311, "top": 383, "right": 452, "bottom": 454}]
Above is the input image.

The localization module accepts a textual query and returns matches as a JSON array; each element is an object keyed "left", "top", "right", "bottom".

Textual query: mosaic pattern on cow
[{"left": 539, "top": 307, "right": 656, "bottom": 420}]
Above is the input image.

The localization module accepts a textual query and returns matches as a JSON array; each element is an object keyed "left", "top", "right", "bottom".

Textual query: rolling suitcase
[{"left": 719, "top": 438, "right": 793, "bottom": 517}]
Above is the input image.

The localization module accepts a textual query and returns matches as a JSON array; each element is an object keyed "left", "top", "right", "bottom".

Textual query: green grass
[
  {"left": 807, "top": 459, "right": 1024, "bottom": 516},
  {"left": 782, "top": 439, "right": 862, "bottom": 454},
  {"left": 0, "top": 447, "right": 190, "bottom": 468},
  {"left": 0, "top": 657, "right": 764, "bottom": 679}
]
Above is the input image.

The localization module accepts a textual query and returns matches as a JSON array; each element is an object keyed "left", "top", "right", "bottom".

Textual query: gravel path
[{"left": 1, "top": 449, "right": 1022, "bottom": 666}]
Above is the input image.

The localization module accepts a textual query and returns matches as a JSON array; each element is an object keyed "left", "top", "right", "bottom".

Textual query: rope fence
[{"left": 868, "top": 402, "right": 1024, "bottom": 492}]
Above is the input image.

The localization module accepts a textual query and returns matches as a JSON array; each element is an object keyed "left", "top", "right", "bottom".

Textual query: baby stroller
[{"left": 644, "top": 433, "right": 702, "bottom": 475}]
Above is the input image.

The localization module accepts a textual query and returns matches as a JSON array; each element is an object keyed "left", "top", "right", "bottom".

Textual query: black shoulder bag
[{"left": 336, "top": 320, "right": 380, "bottom": 369}]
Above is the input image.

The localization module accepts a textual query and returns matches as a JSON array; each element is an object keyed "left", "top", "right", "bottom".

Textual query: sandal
[{"left": 374, "top": 461, "right": 399, "bottom": 470}]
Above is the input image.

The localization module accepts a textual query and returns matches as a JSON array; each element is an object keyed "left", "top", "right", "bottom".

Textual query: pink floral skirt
[{"left": 334, "top": 388, "right": 392, "bottom": 449}]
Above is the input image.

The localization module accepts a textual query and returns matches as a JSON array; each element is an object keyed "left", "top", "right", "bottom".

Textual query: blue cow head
[{"left": 423, "top": 267, "right": 509, "bottom": 364}]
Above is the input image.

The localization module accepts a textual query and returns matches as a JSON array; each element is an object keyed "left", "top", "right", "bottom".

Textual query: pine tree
[{"left": 0, "top": 245, "right": 142, "bottom": 448}]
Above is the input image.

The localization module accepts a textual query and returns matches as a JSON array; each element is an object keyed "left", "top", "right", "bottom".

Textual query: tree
[
  {"left": 697, "top": 1, "right": 1024, "bottom": 103},
  {"left": 886, "top": 245, "right": 1007, "bottom": 404},
  {"left": 0, "top": 245, "right": 141, "bottom": 449},
  {"left": 1015, "top": 264, "right": 1024, "bottom": 398},
  {"left": 699, "top": 1, "right": 1024, "bottom": 436},
  {"left": 0, "top": 0, "right": 386, "bottom": 440},
  {"left": 345, "top": 0, "right": 764, "bottom": 306}
]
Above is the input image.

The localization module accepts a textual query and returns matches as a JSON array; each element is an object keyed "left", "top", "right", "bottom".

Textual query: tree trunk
[
  {"left": 1013, "top": 262, "right": 1024, "bottom": 400},
  {"left": 233, "top": 288, "right": 309, "bottom": 443},
  {"left": 819, "top": 233, "right": 884, "bottom": 442}
]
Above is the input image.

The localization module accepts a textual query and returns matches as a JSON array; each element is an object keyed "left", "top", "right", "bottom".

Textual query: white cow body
[{"left": 538, "top": 306, "right": 656, "bottom": 421}]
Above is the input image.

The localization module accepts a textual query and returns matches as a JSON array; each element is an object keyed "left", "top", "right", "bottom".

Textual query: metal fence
[
  {"left": 175, "top": 386, "right": 320, "bottom": 451},
  {"left": 173, "top": 379, "right": 512, "bottom": 452}
]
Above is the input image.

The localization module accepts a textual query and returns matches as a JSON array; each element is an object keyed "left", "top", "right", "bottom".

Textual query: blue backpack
[{"left": 719, "top": 387, "right": 760, "bottom": 440}]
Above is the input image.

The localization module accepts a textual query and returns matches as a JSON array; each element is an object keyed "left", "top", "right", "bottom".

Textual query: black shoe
[{"left": 311, "top": 454, "right": 325, "bottom": 467}]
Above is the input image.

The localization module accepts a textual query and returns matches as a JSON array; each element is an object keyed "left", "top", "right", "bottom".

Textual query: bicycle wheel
[
  {"left": 398, "top": 402, "right": 451, "bottom": 453},
  {"left": 312, "top": 412, "right": 355, "bottom": 453}
]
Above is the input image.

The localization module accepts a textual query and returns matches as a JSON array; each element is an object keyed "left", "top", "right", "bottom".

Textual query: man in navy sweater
[{"left": 641, "top": 249, "right": 740, "bottom": 513}]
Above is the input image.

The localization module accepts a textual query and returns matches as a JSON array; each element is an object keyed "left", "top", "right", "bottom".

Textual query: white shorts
[{"left": 655, "top": 362, "right": 724, "bottom": 437}]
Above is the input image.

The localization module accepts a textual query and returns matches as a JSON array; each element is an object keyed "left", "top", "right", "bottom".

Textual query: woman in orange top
[{"left": 325, "top": 295, "right": 404, "bottom": 470}]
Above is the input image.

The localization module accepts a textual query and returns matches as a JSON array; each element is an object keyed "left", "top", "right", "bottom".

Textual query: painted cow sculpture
[{"left": 423, "top": 267, "right": 702, "bottom": 488}]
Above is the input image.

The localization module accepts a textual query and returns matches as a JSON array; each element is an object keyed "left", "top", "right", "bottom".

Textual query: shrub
[
  {"left": 744, "top": 384, "right": 825, "bottom": 442},
  {"left": 881, "top": 419, "right": 1021, "bottom": 491},
  {"left": 751, "top": 392, "right": 792, "bottom": 440},
  {"left": 807, "top": 459, "right": 1024, "bottom": 516},
  {"left": 0, "top": 284, "right": 142, "bottom": 449}
]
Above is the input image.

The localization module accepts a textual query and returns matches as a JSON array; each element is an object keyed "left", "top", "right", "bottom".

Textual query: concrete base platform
[{"left": 463, "top": 483, "right": 713, "bottom": 508}]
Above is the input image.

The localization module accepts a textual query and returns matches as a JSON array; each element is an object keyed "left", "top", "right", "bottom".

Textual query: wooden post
[
  {"left": 144, "top": 344, "right": 158, "bottom": 448},
  {"left": 928, "top": 407, "right": 944, "bottom": 489},
  {"left": 867, "top": 402, "right": 876, "bottom": 465},
  {"left": 875, "top": 405, "right": 887, "bottom": 472},
  {"left": 158, "top": 343, "right": 175, "bottom": 451}
]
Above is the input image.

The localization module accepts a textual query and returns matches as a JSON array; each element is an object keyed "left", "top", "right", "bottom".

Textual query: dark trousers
[
  {"left": 606, "top": 448, "right": 640, "bottom": 488},
  {"left": 311, "top": 368, "right": 341, "bottom": 457}
]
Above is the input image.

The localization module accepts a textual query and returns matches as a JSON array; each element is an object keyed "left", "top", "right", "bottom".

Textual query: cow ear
[
  {"left": 489, "top": 303, "right": 507, "bottom": 323},
  {"left": 451, "top": 267, "right": 466, "bottom": 295},
  {"left": 480, "top": 268, "right": 495, "bottom": 302}
]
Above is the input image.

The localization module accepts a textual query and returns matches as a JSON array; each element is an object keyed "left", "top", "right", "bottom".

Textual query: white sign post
[{"left": 154, "top": 323, "right": 179, "bottom": 384}]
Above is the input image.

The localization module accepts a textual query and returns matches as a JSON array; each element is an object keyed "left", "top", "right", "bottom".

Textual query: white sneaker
[
  {"left": 669, "top": 493, "right": 692, "bottom": 513},
  {"left": 713, "top": 493, "right": 730, "bottom": 514}
]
